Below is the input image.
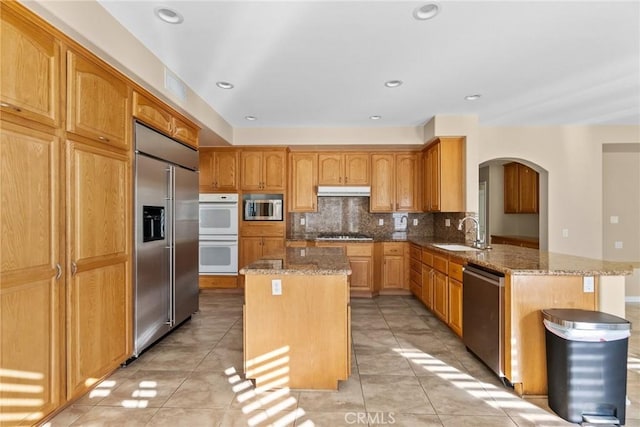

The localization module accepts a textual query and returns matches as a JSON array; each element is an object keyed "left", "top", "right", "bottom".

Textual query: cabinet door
[
  {"left": 67, "top": 141, "right": 130, "bottom": 399},
  {"left": 421, "top": 266, "right": 433, "bottom": 308},
  {"left": 263, "top": 151, "right": 286, "bottom": 191},
  {"left": 240, "top": 237, "right": 263, "bottom": 270},
  {"left": 241, "top": 151, "right": 263, "bottom": 190},
  {"left": 382, "top": 256, "right": 404, "bottom": 289},
  {"left": 172, "top": 116, "right": 199, "bottom": 148},
  {"left": 1, "top": 4, "right": 60, "bottom": 127},
  {"left": 214, "top": 150, "right": 239, "bottom": 192},
  {"left": 503, "top": 162, "right": 519, "bottom": 213},
  {"left": 1, "top": 122, "right": 63, "bottom": 423},
  {"left": 289, "top": 153, "right": 317, "bottom": 212},
  {"left": 370, "top": 154, "right": 395, "bottom": 212},
  {"left": 344, "top": 154, "right": 369, "bottom": 185},
  {"left": 66, "top": 51, "right": 130, "bottom": 150},
  {"left": 429, "top": 144, "right": 440, "bottom": 212},
  {"left": 198, "top": 149, "right": 215, "bottom": 192},
  {"left": 349, "top": 257, "right": 372, "bottom": 292},
  {"left": 449, "top": 278, "right": 463, "bottom": 337},
  {"left": 433, "top": 270, "right": 448, "bottom": 322},
  {"left": 132, "top": 91, "right": 172, "bottom": 136},
  {"left": 318, "top": 154, "right": 343, "bottom": 185},
  {"left": 396, "top": 153, "right": 420, "bottom": 212},
  {"left": 518, "top": 164, "right": 539, "bottom": 213},
  {"left": 262, "top": 237, "right": 285, "bottom": 258}
]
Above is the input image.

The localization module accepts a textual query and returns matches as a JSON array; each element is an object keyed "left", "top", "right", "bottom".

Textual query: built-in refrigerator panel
[
  {"left": 135, "top": 154, "right": 172, "bottom": 354},
  {"left": 173, "top": 165, "right": 199, "bottom": 324}
]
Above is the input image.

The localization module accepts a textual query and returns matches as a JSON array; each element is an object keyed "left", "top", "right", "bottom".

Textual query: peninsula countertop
[
  {"left": 240, "top": 246, "right": 351, "bottom": 275},
  {"left": 285, "top": 234, "right": 633, "bottom": 276}
]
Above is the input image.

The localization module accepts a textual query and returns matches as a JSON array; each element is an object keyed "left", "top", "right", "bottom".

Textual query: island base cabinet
[
  {"left": 504, "top": 275, "right": 597, "bottom": 396},
  {"left": 243, "top": 274, "right": 349, "bottom": 390}
]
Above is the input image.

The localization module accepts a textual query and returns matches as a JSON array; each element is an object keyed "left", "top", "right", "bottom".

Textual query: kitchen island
[{"left": 240, "top": 246, "right": 352, "bottom": 390}]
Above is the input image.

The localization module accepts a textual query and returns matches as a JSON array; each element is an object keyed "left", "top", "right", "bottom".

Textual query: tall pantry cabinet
[{"left": 1, "top": 2, "right": 132, "bottom": 423}]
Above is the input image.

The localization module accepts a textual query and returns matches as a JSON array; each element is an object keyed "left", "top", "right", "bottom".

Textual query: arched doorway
[{"left": 478, "top": 158, "right": 548, "bottom": 251}]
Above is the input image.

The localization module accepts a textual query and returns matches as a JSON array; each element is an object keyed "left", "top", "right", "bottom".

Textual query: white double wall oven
[{"left": 199, "top": 193, "right": 239, "bottom": 275}]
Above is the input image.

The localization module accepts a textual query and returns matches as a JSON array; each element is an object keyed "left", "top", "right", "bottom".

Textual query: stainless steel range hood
[{"left": 317, "top": 186, "right": 371, "bottom": 197}]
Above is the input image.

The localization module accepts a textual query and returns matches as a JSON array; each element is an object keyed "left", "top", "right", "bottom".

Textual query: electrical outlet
[
  {"left": 300, "top": 217, "right": 306, "bottom": 226},
  {"left": 378, "top": 218, "right": 384, "bottom": 226},
  {"left": 615, "top": 241, "right": 623, "bottom": 249},
  {"left": 413, "top": 218, "right": 418, "bottom": 226},
  {"left": 583, "top": 276, "right": 594, "bottom": 293},
  {"left": 562, "top": 228, "right": 569, "bottom": 238},
  {"left": 271, "top": 279, "right": 282, "bottom": 296},
  {"left": 445, "top": 219, "right": 451, "bottom": 227},
  {"left": 610, "top": 216, "right": 619, "bottom": 224}
]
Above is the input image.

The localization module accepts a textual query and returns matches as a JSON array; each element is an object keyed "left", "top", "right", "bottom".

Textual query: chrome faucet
[{"left": 458, "top": 216, "right": 485, "bottom": 248}]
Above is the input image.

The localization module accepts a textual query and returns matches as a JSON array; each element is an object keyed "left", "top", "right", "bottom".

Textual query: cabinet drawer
[
  {"left": 410, "top": 268, "right": 422, "bottom": 285},
  {"left": 384, "top": 242, "right": 404, "bottom": 255},
  {"left": 346, "top": 244, "right": 373, "bottom": 257},
  {"left": 410, "top": 244, "right": 422, "bottom": 260},
  {"left": 421, "top": 249, "right": 433, "bottom": 266},
  {"left": 410, "top": 258, "right": 422, "bottom": 274},
  {"left": 448, "top": 262, "right": 464, "bottom": 282},
  {"left": 241, "top": 222, "right": 285, "bottom": 237},
  {"left": 433, "top": 255, "right": 448, "bottom": 274}
]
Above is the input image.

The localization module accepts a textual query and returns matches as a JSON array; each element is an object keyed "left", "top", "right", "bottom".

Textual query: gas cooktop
[{"left": 315, "top": 233, "right": 373, "bottom": 241}]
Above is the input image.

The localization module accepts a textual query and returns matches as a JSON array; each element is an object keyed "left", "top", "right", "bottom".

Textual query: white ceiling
[{"left": 98, "top": 1, "right": 640, "bottom": 129}]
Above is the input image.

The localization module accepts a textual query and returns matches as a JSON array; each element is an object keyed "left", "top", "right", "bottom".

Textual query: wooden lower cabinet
[
  {"left": 409, "top": 244, "right": 422, "bottom": 297},
  {"left": 432, "top": 270, "right": 449, "bottom": 322},
  {"left": 421, "top": 265, "right": 433, "bottom": 309},
  {"left": 316, "top": 242, "right": 373, "bottom": 296},
  {"left": 0, "top": 121, "right": 64, "bottom": 424},
  {"left": 380, "top": 242, "right": 407, "bottom": 293},
  {"left": 448, "top": 278, "right": 463, "bottom": 337}
]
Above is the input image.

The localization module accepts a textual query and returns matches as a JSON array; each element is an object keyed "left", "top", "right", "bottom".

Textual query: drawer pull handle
[
  {"left": 1, "top": 102, "right": 22, "bottom": 112},
  {"left": 98, "top": 136, "right": 110, "bottom": 142}
]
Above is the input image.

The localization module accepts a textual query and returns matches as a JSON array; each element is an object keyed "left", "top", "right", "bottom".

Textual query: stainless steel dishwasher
[{"left": 463, "top": 263, "right": 505, "bottom": 378}]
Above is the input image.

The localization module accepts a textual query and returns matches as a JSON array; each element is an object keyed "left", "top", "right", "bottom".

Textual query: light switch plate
[
  {"left": 271, "top": 279, "right": 282, "bottom": 295},
  {"left": 583, "top": 276, "right": 594, "bottom": 293},
  {"left": 615, "top": 241, "right": 623, "bottom": 249},
  {"left": 413, "top": 218, "right": 418, "bottom": 226},
  {"left": 300, "top": 217, "right": 306, "bottom": 226},
  {"left": 562, "top": 228, "right": 569, "bottom": 238},
  {"left": 445, "top": 219, "right": 451, "bottom": 227},
  {"left": 378, "top": 218, "right": 384, "bottom": 226},
  {"left": 610, "top": 216, "right": 619, "bottom": 224}
]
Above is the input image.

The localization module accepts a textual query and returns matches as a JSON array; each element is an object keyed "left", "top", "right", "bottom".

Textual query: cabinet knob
[{"left": 345, "top": 176, "right": 348, "bottom": 184}]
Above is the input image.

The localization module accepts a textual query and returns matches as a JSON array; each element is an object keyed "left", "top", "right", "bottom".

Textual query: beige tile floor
[{"left": 47, "top": 293, "right": 640, "bottom": 426}]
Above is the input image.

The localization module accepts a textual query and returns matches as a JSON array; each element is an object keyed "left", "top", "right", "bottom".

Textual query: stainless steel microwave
[{"left": 244, "top": 198, "right": 283, "bottom": 221}]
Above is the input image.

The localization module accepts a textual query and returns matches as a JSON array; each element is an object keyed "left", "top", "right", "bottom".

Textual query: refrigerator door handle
[{"left": 167, "top": 165, "right": 176, "bottom": 327}]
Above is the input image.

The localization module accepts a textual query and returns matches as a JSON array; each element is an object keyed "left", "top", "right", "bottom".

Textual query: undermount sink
[{"left": 432, "top": 244, "right": 481, "bottom": 252}]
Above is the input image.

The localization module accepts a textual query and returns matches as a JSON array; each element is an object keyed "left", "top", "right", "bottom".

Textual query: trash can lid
[{"left": 542, "top": 308, "right": 631, "bottom": 331}]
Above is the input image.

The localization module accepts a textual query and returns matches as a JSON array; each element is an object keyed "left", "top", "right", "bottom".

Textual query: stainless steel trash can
[{"left": 542, "top": 308, "right": 631, "bottom": 425}]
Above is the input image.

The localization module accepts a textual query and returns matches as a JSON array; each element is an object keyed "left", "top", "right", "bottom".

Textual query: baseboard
[{"left": 625, "top": 296, "right": 640, "bottom": 303}]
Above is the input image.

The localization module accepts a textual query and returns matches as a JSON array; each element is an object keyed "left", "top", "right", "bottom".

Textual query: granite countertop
[
  {"left": 408, "top": 237, "right": 633, "bottom": 276},
  {"left": 240, "top": 246, "right": 351, "bottom": 275},
  {"left": 285, "top": 234, "right": 633, "bottom": 276}
]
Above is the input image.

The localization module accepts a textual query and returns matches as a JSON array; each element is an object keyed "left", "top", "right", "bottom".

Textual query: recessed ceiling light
[
  {"left": 413, "top": 4, "right": 440, "bottom": 20},
  {"left": 384, "top": 80, "right": 403, "bottom": 88},
  {"left": 245, "top": 116, "right": 257, "bottom": 121},
  {"left": 155, "top": 7, "right": 183, "bottom": 24},
  {"left": 369, "top": 115, "right": 382, "bottom": 120},
  {"left": 216, "top": 81, "right": 234, "bottom": 89},
  {"left": 464, "top": 94, "right": 482, "bottom": 101}
]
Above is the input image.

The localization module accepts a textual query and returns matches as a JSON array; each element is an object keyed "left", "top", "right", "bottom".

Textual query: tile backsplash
[{"left": 288, "top": 197, "right": 438, "bottom": 239}]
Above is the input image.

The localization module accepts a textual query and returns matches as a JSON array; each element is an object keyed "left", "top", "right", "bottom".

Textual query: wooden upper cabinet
[
  {"left": 199, "top": 148, "right": 239, "bottom": 192},
  {"left": 318, "top": 153, "right": 369, "bottom": 185},
  {"left": 371, "top": 153, "right": 420, "bottom": 212},
  {"left": 396, "top": 153, "right": 421, "bottom": 212},
  {"left": 0, "top": 3, "right": 61, "bottom": 127},
  {"left": 370, "top": 154, "right": 395, "bottom": 212},
  {"left": 423, "top": 137, "right": 464, "bottom": 212},
  {"left": 66, "top": 50, "right": 130, "bottom": 150},
  {"left": 132, "top": 91, "right": 199, "bottom": 148},
  {"left": 289, "top": 152, "right": 318, "bottom": 212},
  {"left": 504, "top": 162, "right": 539, "bottom": 213},
  {"left": 241, "top": 149, "right": 287, "bottom": 191}
]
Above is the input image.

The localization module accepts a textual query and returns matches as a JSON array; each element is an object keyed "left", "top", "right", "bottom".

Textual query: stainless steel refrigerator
[{"left": 133, "top": 122, "right": 199, "bottom": 356}]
